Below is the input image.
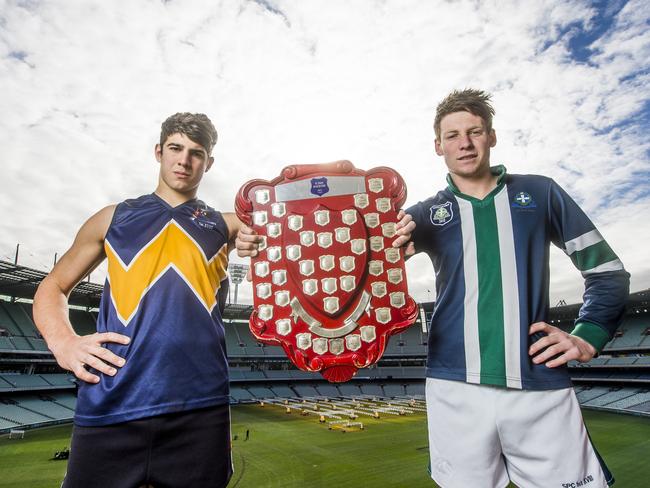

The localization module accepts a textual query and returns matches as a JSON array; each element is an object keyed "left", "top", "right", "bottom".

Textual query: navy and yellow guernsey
[
  {"left": 75, "top": 193, "right": 230, "bottom": 426},
  {"left": 407, "top": 166, "right": 630, "bottom": 390}
]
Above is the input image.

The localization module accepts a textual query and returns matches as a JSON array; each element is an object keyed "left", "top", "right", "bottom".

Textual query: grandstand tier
[{"left": 1, "top": 260, "right": 649, "bottom": 434}]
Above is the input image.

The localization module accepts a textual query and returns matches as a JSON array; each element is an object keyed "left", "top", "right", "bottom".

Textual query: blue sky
[{"left": 1, "top": 0, "right": 648, "bottom": 305}]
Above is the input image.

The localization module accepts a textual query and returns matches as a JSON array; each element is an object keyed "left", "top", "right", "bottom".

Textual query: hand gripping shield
[{"left": 235, "top": 160, "right": 418, "bottom": 382}]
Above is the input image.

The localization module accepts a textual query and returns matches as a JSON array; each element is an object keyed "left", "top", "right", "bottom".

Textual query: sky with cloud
[{"left": 1, "top": 0, "right": 648, "bottom": 306}]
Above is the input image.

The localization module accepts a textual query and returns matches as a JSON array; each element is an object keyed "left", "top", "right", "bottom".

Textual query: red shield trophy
[{"left": 235, "top": 160, "right": 418, "bottom": 382}]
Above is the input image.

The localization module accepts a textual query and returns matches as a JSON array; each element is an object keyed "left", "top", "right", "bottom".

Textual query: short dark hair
[
  {"left": 434, "top": 89, "right": 495, "bottom": 140},
  {"left": 160, "top": 113, "right": 218, "bottom": 154}
]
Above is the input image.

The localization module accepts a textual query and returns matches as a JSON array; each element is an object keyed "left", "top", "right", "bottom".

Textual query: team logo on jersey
[
  {"left": 512, "top": 191, "right": 536, "bottom": 208},
  {"left": 235, "top": 161, "right": 418, "bottom": 383},
  {"left": 430, "top": 202, "right": 453, "bottom": 226},
  {"left": 191, "top": 207, "right": 218, "bottom": 230}
]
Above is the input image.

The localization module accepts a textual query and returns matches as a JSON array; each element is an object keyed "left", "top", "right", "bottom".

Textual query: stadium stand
[{"left": 1, "top": 258, "right": 649, "bottom": 434}]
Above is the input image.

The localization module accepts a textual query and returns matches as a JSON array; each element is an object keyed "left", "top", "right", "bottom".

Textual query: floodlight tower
[{"left": 228, "top": 263, "right": 249, "bottom": 305}]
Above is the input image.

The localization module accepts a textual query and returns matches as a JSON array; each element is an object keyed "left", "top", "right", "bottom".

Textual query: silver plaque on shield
[
  {"left": 381, "top": 222, "right": 397, "bottom": 238},
  {"left": 368, "top": 260, "right": 384, "bottom": 276},
  {"left": 267, "top": 246, "right": 282, "bottom": 262},
  {"left": 329, "top": 338, "right": 344, "bottom": 355},
  {"left": 321, "top": 278, "right": 337, "bottom": 295},
  {"left": 385, "top": 248, "right": 400, "bottom": 263},
  {"left": 296, "top": 332, "right": 312, "bottom": 350},
  {"left": 317, "top": 232, "right": 333, "bottom": 248},
  {"left": 288, "top": 215, "right": 303, "bottom": 231},
  {"left": 315, "top": 210, "right": 330, "bottom": 226},
  {"left": 299, "top": 231, "right": 315, "bottom": 247},
  {"left": 376, "top": 198, "right": 391, "bottom": 213},
  {"left": 360, "top": 325, "right": 376, "bottom": 342},
  {"left": 368, "top": 178, "right": 384, "bottom": 193},
  {"left": 276, "top": 318, "right": 291, "bottom": 336},
  {"left": 303, "top": 279, "right": 318, "bottom": 295},
  {"left": 323, "top": 297, "right": 340, "bottom": 314},
  {"left": 255, "top": 261, "right": 270, "bottom": 277},
  {"left": 253, "top": 211, "right": 268, "bottom": 226},
  {"left": 299, "top": 260, "right": 315, "bottom": 276},
  {"left": 272, "top": 269, "right": 287, "bottom": 286},
  {"left": 286, "top": 245, "right": 301, "bottom": 261},
  {"left": 341, "top": 209, "right": 357, "bottom": 225},
  {"left": 255, "top": 189, "right": 270, "bottom": 204},
  {"left": 390, "top": 292, "right": 405, "bottom": 308},
  {"left": 371, "top": 282, "right": 387, "bottom": 298},
  {"left": 340, "top": 275, "right": 356, "bottom": 292},
  {"left": 275, "top": 290, "right": 290, "bottom": 307},
  {"left": 271, "top": 202, "right": 286, "bottom": 217},
  {"left": 350, "top": 239, "right": 366, "bottom": 255},
  {"left": 267, "top": 223, "right": 281, "bottom": 238},
  {"left": 364, "top": 213, "right": 380, "bottom": 228},
  {"left": 256, "top": 283, "right": 272, "bottom": 299},
  {"left": 312, "top": 337, "right": 328, "bottom": 354},
  {"left": 354, "top": 193, "right": 369, "bottom": 209},
  {"left": 345, "top": 334, "right": 362, "bottom": 351},
  {"left": 387, "top": 268, "right": 403, "bottom": 284},
  {"left": 375, "top": 307, "right": 391, "bottom": 324},
  {"left": 319, "top": 255, "right": 335, "bottom": 271},
  {"left": 370, "top": 236, "right": 384, "bottom": 252},
  {"left": 335, "top": 227, "right": 350, "bottom": 243},
  {"left": 339, "top": 256, "right": 355, "bottom": 272},
  {"left": 258, "top": 304, "right": 273, "bottom": 321}
]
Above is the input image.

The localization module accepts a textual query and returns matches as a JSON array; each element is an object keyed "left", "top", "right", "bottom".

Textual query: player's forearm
[{"left": 33, "top": 276, "right": 79, "bottom": 352}]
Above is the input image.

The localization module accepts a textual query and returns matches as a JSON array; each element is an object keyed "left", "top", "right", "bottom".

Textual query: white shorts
[{"left": 425, "top": 378, "right": 612, "bottom": 488}]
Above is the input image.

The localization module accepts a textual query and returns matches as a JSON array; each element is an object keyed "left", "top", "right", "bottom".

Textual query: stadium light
[{"left": 228, "top": 263, "right": 249, "bottom": 305}]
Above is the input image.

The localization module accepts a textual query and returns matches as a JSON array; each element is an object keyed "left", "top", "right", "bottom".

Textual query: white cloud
[{"left": 0, "top": 0, "right": 648, "bottom": 307}]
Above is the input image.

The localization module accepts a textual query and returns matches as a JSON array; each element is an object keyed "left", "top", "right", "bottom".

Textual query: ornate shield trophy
[{"left": 235, "top": 160, "right": 418, "bottom": 382}]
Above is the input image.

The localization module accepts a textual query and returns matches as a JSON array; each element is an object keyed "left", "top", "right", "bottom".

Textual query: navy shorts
[{"left": 63, "top": 404, "right": 232, "bottom": 488}]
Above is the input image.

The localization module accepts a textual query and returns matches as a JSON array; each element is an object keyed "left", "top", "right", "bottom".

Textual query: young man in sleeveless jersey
[
  {"left": 34, "top": 113, "right": 239, "bottom": 487},
  {"left": 405, "top": 89, "right": 629, "bottom": 487}
]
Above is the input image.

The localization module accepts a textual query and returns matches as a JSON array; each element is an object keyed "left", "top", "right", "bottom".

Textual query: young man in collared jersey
[{"left": 406, "top": 89, "right": 629, "bottom": 488}]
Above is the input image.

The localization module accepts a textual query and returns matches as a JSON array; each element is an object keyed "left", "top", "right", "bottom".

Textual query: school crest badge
[
  {"left": 235, "top": 160, "right": 418, "bottom": 382},
  {"left": 430, "top": 201, "right": 453, "bottom": 226}
]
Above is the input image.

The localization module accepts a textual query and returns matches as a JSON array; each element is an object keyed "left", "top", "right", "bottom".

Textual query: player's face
[
  {"left": 435, "top": 111, "right": 496, "bottom": 180},
  {"left": 155, "top": 133, "right": 214, "bottom": 197}
]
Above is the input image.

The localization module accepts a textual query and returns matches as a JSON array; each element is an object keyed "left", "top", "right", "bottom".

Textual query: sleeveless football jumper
[{"left": 74, "top": 194, "right": 230, "bottom": 426}]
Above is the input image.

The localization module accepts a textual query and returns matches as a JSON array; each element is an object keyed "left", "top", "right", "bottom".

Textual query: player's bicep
[{"left": 48, "top": 205, "right": 115, "bottom": 296}]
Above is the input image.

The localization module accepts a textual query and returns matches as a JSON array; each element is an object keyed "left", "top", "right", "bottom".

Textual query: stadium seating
[
  {"left": 582, "top": 389, "right": 632, "bottom": 407},
  {"left": 382, "top": 384, "right": 406, "bottom": 397},
  {"left": 1, "top": 274, "right": 649, "bottom": 434},
  {"left": 270, "top": 385, "right": 295, "bottom": 398},
  {"left": 604, "top": 315, "right": 648, "bottom": 350}
]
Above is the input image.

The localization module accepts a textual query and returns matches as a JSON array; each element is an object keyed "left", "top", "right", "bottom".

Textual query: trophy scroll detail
[{"left": 235, "top": 160, "right": 418, "bottom": 382}]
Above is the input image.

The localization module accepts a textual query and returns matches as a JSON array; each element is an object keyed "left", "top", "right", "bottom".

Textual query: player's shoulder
[
  {"left": 507, "top": 172, "right": 554, "bottom": 186},
  {"left": 408, "top": 188, "right": 452, "bottom": 213}
]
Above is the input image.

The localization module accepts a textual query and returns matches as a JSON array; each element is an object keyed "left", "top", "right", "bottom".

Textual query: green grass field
[{"left": 0, "top": 406, "right": 648, "bottom": 487}]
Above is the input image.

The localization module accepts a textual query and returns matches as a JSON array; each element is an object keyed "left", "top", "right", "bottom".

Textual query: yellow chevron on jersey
[{"left": 104, "top": 219, "right": 229, "bottom": 325}]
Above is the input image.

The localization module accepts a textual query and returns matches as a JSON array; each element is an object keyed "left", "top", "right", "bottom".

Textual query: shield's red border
[{"left": 235, "top": 160, "right": 418, "bottom": 382}]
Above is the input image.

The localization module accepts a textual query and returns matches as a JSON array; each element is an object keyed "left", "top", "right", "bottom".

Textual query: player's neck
[
  {"left": 451, "top": 171, "right": 498, "bottom": 200},
  {"left": 154, "top": 185, "right": 198, "bottom": 208}
]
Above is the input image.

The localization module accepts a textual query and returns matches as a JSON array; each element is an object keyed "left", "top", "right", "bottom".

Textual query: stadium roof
[{"left": 0, "top": 259, "right": 103, "bottom": 308}]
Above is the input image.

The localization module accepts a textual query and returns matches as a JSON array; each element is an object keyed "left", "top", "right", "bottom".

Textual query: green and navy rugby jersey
[
  {"left": 75, "top": 194, "right": 231, "bottom": 426},
  {"left": 407, "top": 166, "right": 629, "bottom": 390}
]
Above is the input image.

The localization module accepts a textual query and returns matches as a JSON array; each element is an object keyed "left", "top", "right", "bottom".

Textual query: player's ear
[
  {"left": 205, "top": 156, "right": 214, "bottom": 172},
  {"left": 434, "top": 139, "right": 444, "bottom": 156},
  {"left": 155, "top": 144, "right": 163, "bottom": 163},
  {"left": 489, "top": 129, "right": 497, "bottom": 148}
]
